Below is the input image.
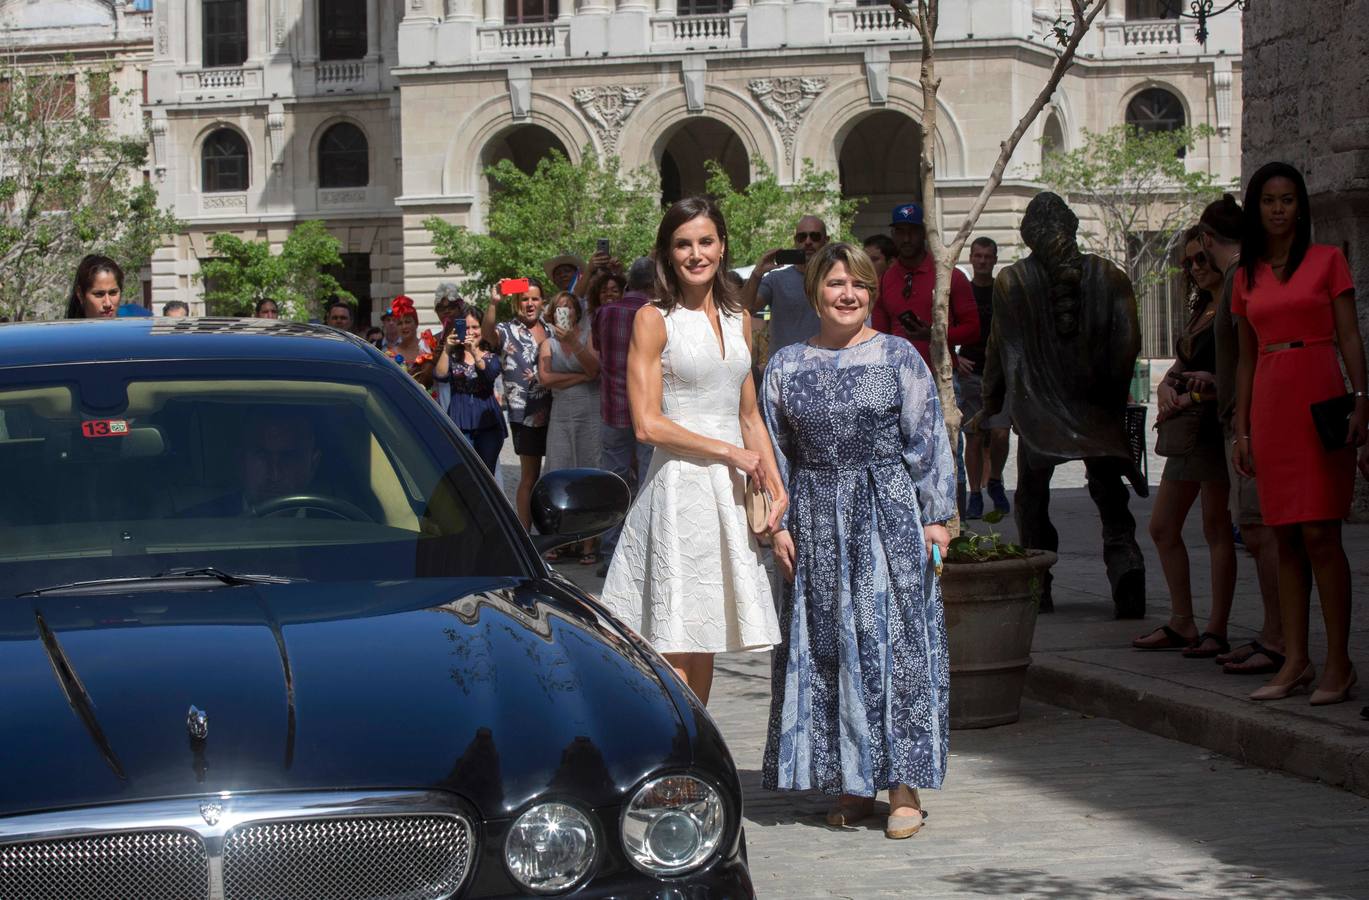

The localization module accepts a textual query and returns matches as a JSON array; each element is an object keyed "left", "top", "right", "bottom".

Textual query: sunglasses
[
  {"left": 1182, "top": 251, "right": 1209, "bottom": 271},
  {"left": 794, "top": 231, "right": 825, "bottom": 243},
  {"left": 902, "top": 272, "right": 913, "bottom": 299}
]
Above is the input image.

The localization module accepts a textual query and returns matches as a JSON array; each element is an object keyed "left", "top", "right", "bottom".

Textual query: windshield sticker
[{"left": 81, "top": 419, "right": 130, "bottom": 438}]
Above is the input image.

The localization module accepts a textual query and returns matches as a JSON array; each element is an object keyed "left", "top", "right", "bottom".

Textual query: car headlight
[
  {"left": 621, "top": 774, "right": 726, "bottom": 876},
  {"left": 504, "top": 802, "right": 597, "bottom": 894}
]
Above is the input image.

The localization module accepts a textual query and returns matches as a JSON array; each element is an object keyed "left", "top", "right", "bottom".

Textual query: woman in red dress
[{"left": 1233, "top": 162, "right": 1368, "bottom": 706}]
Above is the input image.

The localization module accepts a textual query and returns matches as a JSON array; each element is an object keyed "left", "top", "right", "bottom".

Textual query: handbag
[
  {"left": 1153, "top": 407, "right": 1205, "bottom": 458},
  {"left": 744, "top": 477, "right": 772, "bottom": 534},
  {"left": 1124, "top": 403, "right": 1150, "bottom": 498},
  {"left": 1310, "top": 393, "right": 1355, "bottom": 451}
]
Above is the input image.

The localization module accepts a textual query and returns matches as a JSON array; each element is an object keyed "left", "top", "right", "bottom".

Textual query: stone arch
[
  {"left": 443, "top": 92, "right": 594, "bottom": 197},
  {"left": 793, "top": 76, "right": 965, "bottom": 184},
  {"left": 308, "top": 114, "right": 372, "bottom": 186},
  {"left": 1041, "top": 109, "right": 1067, "bottom": 162},
  {"left": 835, "top": 110, "right": 925, "bottom": 236},
  {"left": 620, "top": 85, "right": 779, "bottom": 184},
  {"left": 658, "top": 118, "right": 751, "bottom": 206}
]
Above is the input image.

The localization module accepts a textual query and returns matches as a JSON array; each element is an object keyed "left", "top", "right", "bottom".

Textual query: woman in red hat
[{"left": 385, "top": 295, "right": 436, "bottom": 389}]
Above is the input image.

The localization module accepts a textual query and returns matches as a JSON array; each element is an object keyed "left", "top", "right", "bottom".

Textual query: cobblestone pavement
[{"left": 709, "top": 652, "right": 1369, "bottom": 900}]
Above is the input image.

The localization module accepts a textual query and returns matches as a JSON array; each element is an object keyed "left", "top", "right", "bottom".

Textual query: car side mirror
[{"left": 530, "top": 468, "right": 630, "bottom": 554}]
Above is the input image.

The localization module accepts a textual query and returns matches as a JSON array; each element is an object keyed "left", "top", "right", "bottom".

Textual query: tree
[
  {"left": 891, "top": 0, "right": 1108, "bottom": 530},
  {"left": 704, "top": 158, "right": 862, "bottom": 267},
  {"left": 425, "top": 149, "right": 661, "bottom": 297},
  {"left": 196, "top": 220, "right": 352, "bottom": 320},
  {"left": 1039, "top": 124, "right": 1226, "bottom": 301},
  {"left": 0, "top": 62, "right": 181, "bottom": 321}
]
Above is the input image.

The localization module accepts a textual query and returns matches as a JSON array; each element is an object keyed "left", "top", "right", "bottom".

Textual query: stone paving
[{"left": 709, "top": 652, "right": 1369, "bottom": 900}]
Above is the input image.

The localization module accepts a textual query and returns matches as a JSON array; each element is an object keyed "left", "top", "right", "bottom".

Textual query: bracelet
[{"left": 1355, "top": 390, "right": 1368, "bottom": 399}]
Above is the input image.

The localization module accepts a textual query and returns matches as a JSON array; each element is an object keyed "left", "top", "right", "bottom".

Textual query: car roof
[{"left": 0, "top": 318, "right": 383, "bottom": 369}]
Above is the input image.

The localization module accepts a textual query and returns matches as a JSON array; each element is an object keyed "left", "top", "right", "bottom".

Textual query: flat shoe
[
  {"left": 885, "top": 809, "right": 928, "bottom": 840},
  {"left": 825, "top": 798, "right": 874, "bottom": 827}
]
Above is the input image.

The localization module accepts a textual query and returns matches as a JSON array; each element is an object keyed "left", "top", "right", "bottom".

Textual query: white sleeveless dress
[{"left": 600, "top": 305, "right": 781, "bottom": 654}]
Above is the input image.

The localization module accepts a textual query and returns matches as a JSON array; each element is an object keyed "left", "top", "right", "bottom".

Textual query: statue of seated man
[{"left": 980, "top": 191, "right": 1146, "bottom": 618}]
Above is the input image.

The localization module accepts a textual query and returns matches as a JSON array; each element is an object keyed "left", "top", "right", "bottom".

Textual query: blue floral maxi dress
[{"left": 761, "top": 333, "right": 957, "bottom": 795}]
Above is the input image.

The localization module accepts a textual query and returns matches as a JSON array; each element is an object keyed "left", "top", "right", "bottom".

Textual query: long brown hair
[
  {"left": 652, "top": 197, "right": 744, "bottom": 317},
  {"left": 65, "top": 254, "right": 124, "bottom": 319}
]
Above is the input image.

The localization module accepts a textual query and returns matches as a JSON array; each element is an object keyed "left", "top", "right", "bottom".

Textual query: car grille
[
  {"left": 0, "top": 793, "right": 475, "bottom": 900},
  {"left": 221, "top": 815, "right": 472, "bottom": 900},
  {"left": 0, "top": 829, "right": 209, "bottom": 900}
]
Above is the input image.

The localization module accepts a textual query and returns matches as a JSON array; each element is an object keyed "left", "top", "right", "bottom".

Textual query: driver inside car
[{"left": 182, "top": 411, "right": 322, "bottom": 517}]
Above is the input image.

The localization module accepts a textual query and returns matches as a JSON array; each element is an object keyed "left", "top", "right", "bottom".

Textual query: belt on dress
[{"left": 1262, "top": 337, "right": 1333, "bottom": 354}]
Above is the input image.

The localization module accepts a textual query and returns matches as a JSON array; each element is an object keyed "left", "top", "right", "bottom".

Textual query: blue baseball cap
[{"left": 891, "top": 202, "right": 924, "bottom": 226}]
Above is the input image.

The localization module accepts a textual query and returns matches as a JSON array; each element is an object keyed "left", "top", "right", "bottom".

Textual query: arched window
[
  {"left": 318, "top": 123, "right": 369, "bottom": 188},
  {"left": 1125, "top": 88, "right": 1185, "bottom": 135},
  {"left": 202, "top": 128, "right": 249, "bottom": 193},
  {"left": 1041, "top": 112, "right": 1065, "bottom": 161}
]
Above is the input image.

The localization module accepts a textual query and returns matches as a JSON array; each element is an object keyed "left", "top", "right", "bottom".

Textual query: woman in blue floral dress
[{"left": 761, "top": 242, "right": 956, "bottom": 839}]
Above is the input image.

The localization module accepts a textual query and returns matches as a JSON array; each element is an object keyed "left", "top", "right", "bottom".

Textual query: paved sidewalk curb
[{"left": 1026, "top": 655, "right": 1369, "bottom": 798}]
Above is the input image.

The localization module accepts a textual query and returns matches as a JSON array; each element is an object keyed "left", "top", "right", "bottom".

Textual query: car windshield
[{"left": 0, "top": 370, "right": 524, "bottom": 596}]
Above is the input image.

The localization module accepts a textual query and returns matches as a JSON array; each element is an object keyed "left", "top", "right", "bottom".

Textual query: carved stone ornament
[
  {"left": 748, "top": 77, "right": 828, "bottom": 164},
  {"left": 571, "top": 85, "right": 648, "bottom": 153}
]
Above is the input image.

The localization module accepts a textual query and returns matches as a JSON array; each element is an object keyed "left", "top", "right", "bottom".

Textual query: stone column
[
  {"left": 366, "top": 0, "right": 382, "bottom": 58},
  {"left": 656, "top": 0, "right": 676, "bottom": 18},
  {"left": 300, "top": 0, "right": 318, "bottom": 62},
  {"left": 580, "top": 0, "right": 612, "bottom": 16},
  {"left": 484, "top": 0, "right": 502, "bottom": 24},
  {"left": 1106, "top": 0, "right": 1125, "bottom": 20}
]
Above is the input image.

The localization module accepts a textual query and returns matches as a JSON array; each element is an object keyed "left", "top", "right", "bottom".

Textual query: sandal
[
  {"left": 824, "top": 796, "right": 875, "bottom": 828},
  {"left": 1222, "top": 641, "right": 1285, "bottom": 675},
  {"left": 1215, "top": 640, "right": 1259, "bottom": 666},
  {"left": 1181, "top": 632, "right": 1231, "bottom": 659},
  {"left": 1131, "top": 625, "right": 1196, "bottom": 651},
  {"left": 543, "top": 548, "right": 565, "bottom": 563},
  {"left": 578, "top": 551, "right": 600, "bottom": 566},
  {"left": 885, "top": 808, "right": 928, "bottom": 840}
]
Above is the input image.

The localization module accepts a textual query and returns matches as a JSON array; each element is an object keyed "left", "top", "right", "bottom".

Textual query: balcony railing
[
  {"left": 829, "top": 5, "right": 914, "bottom": 42},
  {"left": 178, "top": 66, "right": 263, "bottom": 99},
  {"left": 198, "top": 67, "right": 245, "bottom": 89},
  {"left": 651, "top": 12, "right": 744, "bottom": 49},
  {"left": 1123, "top": 19, "right": 1180, "bottom": 49},
  {"left": 478, "top": 21, "right": 569, "bottom": 56},
  {"left": 316, "top": 60, "right": 365, "bottom": 85}
]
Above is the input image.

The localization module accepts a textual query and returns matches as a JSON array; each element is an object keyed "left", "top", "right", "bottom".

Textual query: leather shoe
[
  {"left": 1310, "top": 667, "right": 1358, "bottom": 706},
  {"left": 1249, "top": 663, "right": 1315, "bottom": 701}
]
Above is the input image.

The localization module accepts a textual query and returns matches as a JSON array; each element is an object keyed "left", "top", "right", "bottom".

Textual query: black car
[{"left": 0, "top": 319, "right": 754, "bottom": 899}]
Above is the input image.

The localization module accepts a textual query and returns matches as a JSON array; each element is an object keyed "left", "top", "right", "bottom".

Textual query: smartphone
[
  {"left": 775, "top": 249, "right": 805, "bottom": 266},
  {"left": 555, "top": 307, "right": 571, "bottom": 330},
  {"left": 595, "top": 238, "right": 610, "bottom": 256},
  {"left": 499, "top": 277, "right": 530, "bottom": 296},
  {"left": 454, "top": 319, "right": 467, "bottom": 341},
  {"left": 898, "top": 310, "right": 926, "bottom": 333}
]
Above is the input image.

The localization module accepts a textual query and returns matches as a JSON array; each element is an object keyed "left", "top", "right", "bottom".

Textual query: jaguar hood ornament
[
  {"left": 187, "top": 705, "right": 209, "bottom": 741},
  {"left": 199, "top": 799, "right": 223, "bottom": 826}
]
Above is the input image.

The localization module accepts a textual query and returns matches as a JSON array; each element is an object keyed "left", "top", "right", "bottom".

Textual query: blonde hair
[{"left": 803, "top": 242, "right": 879, "bottom": 313}]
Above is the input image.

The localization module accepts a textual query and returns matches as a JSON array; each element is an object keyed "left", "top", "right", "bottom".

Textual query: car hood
[{"left": 0, "top": 578, "right": 692, "bottom": 819}]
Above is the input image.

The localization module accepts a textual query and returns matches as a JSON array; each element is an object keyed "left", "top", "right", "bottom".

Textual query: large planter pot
[{"left": 942, "top": 549, "right": 1057, "bottom": 729}]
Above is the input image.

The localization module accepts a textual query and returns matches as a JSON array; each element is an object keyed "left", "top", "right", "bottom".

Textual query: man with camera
[{"left": 742, "top": 215, "right": 830, "bottom": 351}]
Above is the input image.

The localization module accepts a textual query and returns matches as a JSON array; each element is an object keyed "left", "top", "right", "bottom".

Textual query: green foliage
[
  {"left": 1038, "top": 124, "right": 1228, "bottom": 293},
  {"left": 704, "top": 158, "right": 862, "bottom": 267},
  {"left": 0, "top": 61, "right": 182, "bottom": 320},
  {"left": 196, "top": 220, "right": 352, "bottom": 320},
  {"left": 946, "top": 509, "right": 1029, "bottom": 563},
  {"left": 425, "top": 149, "right": 660, "bottom": 296}
]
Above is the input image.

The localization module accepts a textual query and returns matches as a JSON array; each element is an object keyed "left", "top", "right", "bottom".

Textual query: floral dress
[{"left": 761, "top": 333, "right": 956, "bottom": 795}]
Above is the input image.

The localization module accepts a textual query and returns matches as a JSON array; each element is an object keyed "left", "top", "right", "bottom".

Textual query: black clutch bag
[{"left": 1310, "top": 393, "right": 1355, "bottom": 450}]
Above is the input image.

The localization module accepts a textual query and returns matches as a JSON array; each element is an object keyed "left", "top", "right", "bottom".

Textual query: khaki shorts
[{"left": 1224, "top": 441, "right": 1263, "bottom": 525}]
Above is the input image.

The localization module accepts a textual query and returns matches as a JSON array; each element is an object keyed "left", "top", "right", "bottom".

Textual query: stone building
[
  {"left": 144, "top": 0, "right": 1241, "bottom": 342},
  {"left": 0, "top": 0, "right": 154, "bottom": 302},
  {"left": 1242, "top": 0, "right": 1369, "bottom": 514}
]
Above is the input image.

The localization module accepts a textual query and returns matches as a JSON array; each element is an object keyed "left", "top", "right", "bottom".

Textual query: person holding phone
[
  {"left": 872, "top": 202, "right": 979, "bottom": 370},
  {"left": 537, "top": 292, "right": 603, "bottom": 564},
  {"left": 741, "top": 215, "right": 829, "bottom": 351},
  {"left": 482, "top": 277, "right": 552, "bottom": 531},
  {"left": 434, "top": 310, "right": 505, "bottom": 474}
]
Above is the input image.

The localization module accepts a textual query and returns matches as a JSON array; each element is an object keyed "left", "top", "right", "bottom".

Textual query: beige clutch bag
[{"left": 744, "top": 477, "right": 772, "bottom": 534}]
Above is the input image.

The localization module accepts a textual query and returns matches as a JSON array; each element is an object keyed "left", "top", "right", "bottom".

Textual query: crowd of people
[{"left": 56, "top": 157, "right": 1366, "bottom": 833}]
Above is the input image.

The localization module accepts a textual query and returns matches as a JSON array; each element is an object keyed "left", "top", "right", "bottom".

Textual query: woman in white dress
[{"left": 601, "top": 197, "right": 787, "bottom": 704}]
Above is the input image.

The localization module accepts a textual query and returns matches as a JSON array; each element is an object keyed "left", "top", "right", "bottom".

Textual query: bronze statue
[{"left": 980, "top": 191, "right": 1146, "bottom": 618}]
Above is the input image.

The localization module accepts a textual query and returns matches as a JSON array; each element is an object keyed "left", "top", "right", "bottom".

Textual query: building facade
[{"left": 144, "top": 0, "right": 1242, "bottom": 340}]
